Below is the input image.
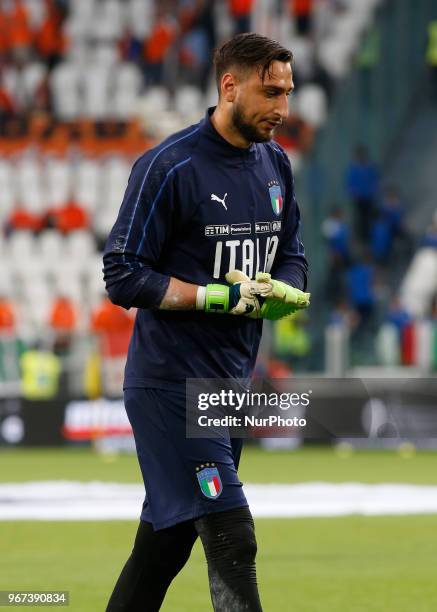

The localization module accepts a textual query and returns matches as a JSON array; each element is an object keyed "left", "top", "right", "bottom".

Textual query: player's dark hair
[{"left": 213, "top": 33, "right": 293, "bottom": 94}]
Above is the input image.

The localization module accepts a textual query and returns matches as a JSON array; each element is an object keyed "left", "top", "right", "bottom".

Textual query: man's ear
[{"left": 220, "top": 72, "right": 238, "bottom": 102}]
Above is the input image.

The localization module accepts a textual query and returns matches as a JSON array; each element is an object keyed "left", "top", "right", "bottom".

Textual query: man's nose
[{"left": 275, "top": 94, "right": 289, "bottom": 121}]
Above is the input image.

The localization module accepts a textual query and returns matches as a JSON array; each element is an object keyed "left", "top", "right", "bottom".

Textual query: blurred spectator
[
  {"left": 91, "top": 297, "right": 135, "bottom": 358},
  {"left": 346, "top": 255, "right": 376, "bottom": 330},
  {"left": 321, "top": 207, "right": 351, "bottom": 265},
  {"left": 371, "top": 187, "right": 411, "bottom": 263},
  {"left": 0, "top": 296, "right": 16, "bottom": 332},
  {"left": 34, "top": 0, "right": 68, "bottom": 69},
  {"left": 290, "top": 0, "right": 314, "bottom": 36},
  {"left": 143, "top": 8, "right": 177, "bottom": 85},
  {"left": 274, "top": 112, "right": 314, "bottom": 153},
  {"left": 0, "top": 69, "right": 16, "bottom": 120},
  {"left": 119, "top": 29, "right": 144, "bottom": 64},
  {"left": 5, "top": 202, "right": 44, "bottom": 234},
  {"left": 91, "top": 298, "right": 134, "bottom": 336},
  {"left": 8, "top": 0, "right": 33, "bottom": 63},
  {"left": 386, "top": 295, "right": 411, "bottom": 334},
  {"left": 228, "top": 0, "right": 254, "bottom": 35},
  {"left": 345, "top": 145, "right": 379, "bottom": 243},
  {"left": 45, "top": 198, "right": 90, "bottom": 233},
  {"left": 49, "top": 294, "right": 78, "bottom": 354},
  {"left": 329, "top": 300, "right": 359, "bottom": 330},
  {"left": 421, "top": 220, "right": 437, "bottom": 248},
  {"left": 370, "top": 214, "right": 392, "bottom": 263},
  {"left": 179, "top": 0, "right": 216, "bottom": 91}
]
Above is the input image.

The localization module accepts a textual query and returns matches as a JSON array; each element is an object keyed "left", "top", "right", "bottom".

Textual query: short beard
[{"left": 231, "top": 102, "right": 272, "bottom": 144}]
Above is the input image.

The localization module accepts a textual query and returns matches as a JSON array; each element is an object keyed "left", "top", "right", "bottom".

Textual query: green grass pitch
[{"left": 1, "top": 446, "right": 437, "bottom": 611}]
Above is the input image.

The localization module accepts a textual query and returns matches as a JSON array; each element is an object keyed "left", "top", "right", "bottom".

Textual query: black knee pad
[
  {"left": 195, "top": 506, "right": 258, "bottom": 580},
  {"left": 195, "top": 507, "right": 262, "bottom": 611}
]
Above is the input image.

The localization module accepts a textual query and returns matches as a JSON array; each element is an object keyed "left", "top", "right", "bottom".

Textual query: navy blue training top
[{"left": 103, "top": 107, "right": 308, "bottom": 389}]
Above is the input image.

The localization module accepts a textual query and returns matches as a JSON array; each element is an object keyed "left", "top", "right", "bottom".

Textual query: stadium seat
[
  {"left": 65, "top": 231, "right": 97, "bottom": 260},
  {"left": 128, "top": 0, "right": 153, "bottom": 38},
  {"left": 92, "top": 0, "right": 124, "bottom": 41},
  {"left": 174, "top": 86, "right": 204, "bottom": 120},
  {"left": 45, "top": 157, "right": 71, "bottom": 207},
  {"left": 21, "top": 62, "right": 48, "bottom": 106},
  {"left": 74, "top": 159, "right": 101, "bottom": 214},
  {"left": 0, "top": 161, "right": 15, "bottom": 219},
  {"left": 50, "top": 62, "right": 82, "bottom": 120},
  {"left": 296, "top": 84, "right": 328, "bottom": 128},
  {"left": 38, "top": 230, "right": 65, "bottom": 263},
  {"left": 8, "top": 232, "right": 35, "bottom": 262},
  {"left": 112, "top": 63, "right": 143, "bottom": 119},
  {"left": 82, "top": 64, "right": 112, "bottom": 118}
]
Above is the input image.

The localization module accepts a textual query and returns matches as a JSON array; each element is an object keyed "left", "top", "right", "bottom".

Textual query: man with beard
[{"left": 104, "top": 33, "right": 309, "bottom": 611}]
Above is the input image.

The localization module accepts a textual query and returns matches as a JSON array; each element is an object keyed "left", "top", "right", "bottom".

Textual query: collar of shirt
[{"left": 197, "top": 106, "right": 260, "bottom": 166}]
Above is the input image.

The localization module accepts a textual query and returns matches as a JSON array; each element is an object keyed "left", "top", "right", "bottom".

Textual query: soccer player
[{"left": 103, "top": 33, "right": 309, "bottom": 612}]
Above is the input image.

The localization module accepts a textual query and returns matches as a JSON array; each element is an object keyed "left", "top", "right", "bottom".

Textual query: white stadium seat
[
  {"left": 296, "top": 84, "right": 328, "bottom": 128},
  {"left": 82, "top": 64, "right": 112, "bottom": 118},
  {"left": 38, "top": 230, "right": 65, "bottom": 264},
  {"left": 174, "top": 86, "right": 204, "bottom": 120},
  {"left": 74, "top": 159, "right": 101, "bottom": 214},
  {"left": 50, "top": 62, "right": 82, "bottom": 120},
  {"left": 45, "top": 157, "right": 71, "bottom": 206},
  {"left": 65, "top": 231, "right": 97, "bottom": 260}
]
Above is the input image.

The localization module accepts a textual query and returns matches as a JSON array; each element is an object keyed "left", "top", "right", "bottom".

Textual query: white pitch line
[{"left": 2, "top": 482, "right": 437, "bottom": 521}]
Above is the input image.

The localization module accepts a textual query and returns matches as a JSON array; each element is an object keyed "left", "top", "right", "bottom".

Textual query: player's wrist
[{"left": 198, "top": 284, "right": 230, "bottom": 313}]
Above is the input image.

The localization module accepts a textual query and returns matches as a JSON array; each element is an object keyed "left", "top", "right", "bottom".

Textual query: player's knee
[{"left": 195, "top": 506, "right": 258, "bottom": 569}]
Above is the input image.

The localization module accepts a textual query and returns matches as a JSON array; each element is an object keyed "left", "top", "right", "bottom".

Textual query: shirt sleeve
[
  {"left": 103, "top": 153, "right": 188, "bottom": 309},
  {"left": 270, "top": 150, "right": 309, "bottom": 291}
]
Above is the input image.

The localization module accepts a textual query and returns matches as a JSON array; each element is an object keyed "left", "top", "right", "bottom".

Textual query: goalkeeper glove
[
  {"left": 196, "top": 277, "right": 271, "bottom": 316},
  {"left": 224, "top": 270, "right": 310, "bottom": 321}
]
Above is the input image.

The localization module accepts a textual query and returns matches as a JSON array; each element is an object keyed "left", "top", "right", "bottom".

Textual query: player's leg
[
  {"left": 106, "top": 518, "right": 197, "bottom": 612},
  {"left": 195, "top": 506, "right": 263, "bottom": 612}
]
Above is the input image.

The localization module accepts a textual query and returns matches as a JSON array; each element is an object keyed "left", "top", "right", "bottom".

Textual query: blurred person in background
[
  {"left": 48, "top": 294, "right": 78, "bottom": 355},
  {"left": 34, "top": 0, "right": 68, "bottom": 69},
  {"left": 321, "top": 207, "right": 351, "bottom": 304},
  {"left": 290, "top": 0, "right": 314, "bottom": 36},
  {"left": 346, "top": 252, "right": 376, "bottom": 337},
  {"left": 45, "top": 195, "right": 90, "bottom": 234},
  {"left": 5, "top": 201, "right": 44, "bottom": 235},
  {"left": 0, "top": 295, "right": 16, "bottom": 334},
  {"left": 228, "top": 0, "right": 254, "bottom": 35},
  {"left": 7, "top": 0, "right": 33, "bottom": 63},
  {"left": 143, "top": 5, "right": 178, "bottom": 85},
  {"left": 371, "top": 185, "right": 413, "bottom": 263},
  {"left": 345, "top": 145, "right": 380, "bottom": 243}
]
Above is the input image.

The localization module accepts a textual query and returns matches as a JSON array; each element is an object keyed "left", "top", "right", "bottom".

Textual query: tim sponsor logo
[
  {"left": 255, "top": 221, "right": 270, "bottom": 233},
  {"left": 205, "top": 225, "right": 230, "bottom": 237},
  {"left": 231, "top": 223, "right": 251, "bottom": 235}
]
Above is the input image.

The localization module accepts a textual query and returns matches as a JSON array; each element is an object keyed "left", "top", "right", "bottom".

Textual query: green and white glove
[
  {"left": 196, "top": 276, "right": 271, "bottom": 316},
  {"left": 224, "top": 270, "right": 310, "bottom": 320}
]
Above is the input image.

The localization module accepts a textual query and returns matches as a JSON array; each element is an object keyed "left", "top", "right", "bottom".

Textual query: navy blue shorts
[{"left": 124, "top": 387, "right": 248, "bottom": 530}]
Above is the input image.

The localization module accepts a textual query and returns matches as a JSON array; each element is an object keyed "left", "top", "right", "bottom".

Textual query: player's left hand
[{"left": 225, "top": 270, "right": 310, "bottom": 320}]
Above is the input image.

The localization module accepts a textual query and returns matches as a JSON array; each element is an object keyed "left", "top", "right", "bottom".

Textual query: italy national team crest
[
  {"left": 196, "top": 463, "right": 222, "bottom": 499},
  {"left": 269, "top": 184, "right": 283, "bottom": 216}
]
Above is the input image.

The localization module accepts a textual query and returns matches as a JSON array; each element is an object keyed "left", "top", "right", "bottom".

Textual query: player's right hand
[{"left": 202, "top": 274, "right": 270, "bottom": 316}]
